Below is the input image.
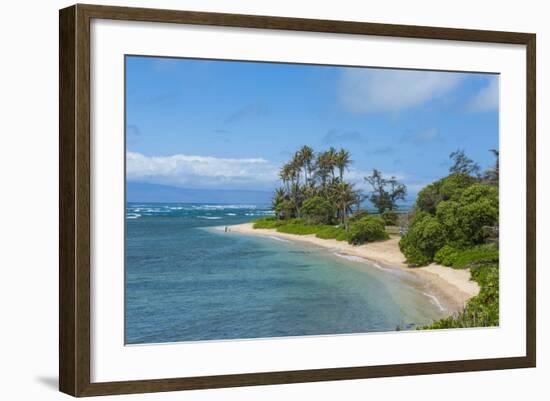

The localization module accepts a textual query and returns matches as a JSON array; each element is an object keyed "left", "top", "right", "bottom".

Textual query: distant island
[{"left": 229, "top": 146, "right": 500, "bottom": 329}]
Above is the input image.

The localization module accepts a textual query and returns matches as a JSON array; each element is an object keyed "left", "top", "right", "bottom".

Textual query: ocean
[{"left": 125, "top": 203, "right": 446, "bottom": 344}]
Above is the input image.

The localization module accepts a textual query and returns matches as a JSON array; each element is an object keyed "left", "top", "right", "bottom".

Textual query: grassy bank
[
  {"left": 254, "top": 213, "right": 396, "bottom": 245},
  {"left": 253, "top": 217, "right": 350, "bottom": 241}
]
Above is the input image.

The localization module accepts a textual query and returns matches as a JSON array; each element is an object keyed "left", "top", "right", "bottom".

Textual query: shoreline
[{"left": 226, "top": 222, "right": 480, "bottom": 316}]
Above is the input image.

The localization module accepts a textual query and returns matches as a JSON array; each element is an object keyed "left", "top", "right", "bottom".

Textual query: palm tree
[
  {"left": 272, "top": 187, "right": 287, "bottom": 210},
  {"left": 330, "top": 181, "right": 360, "bottom": 227},
  {"left": 274, "top": 146, "right": 368, "bottom": 224},
  {"left": 290, "top": 182, "right": 302, "bottom": 217},
  {"left": 279, "top": 162, "right": 292, "bottom": 192},
  {"left": 298, "top": 145, "right": 314, "bottom": 186},
  {"left": 335, "top": 148, "right": 352, "bottom": 180},
  {"left": 290, "top": 153, "right": 302, "bottom": 186},
  {"left": 315, "top": 151, "right": 332, "bottom": 196},
  {"left": 326, "top": 147, "right": 338, "bottom": 181}
]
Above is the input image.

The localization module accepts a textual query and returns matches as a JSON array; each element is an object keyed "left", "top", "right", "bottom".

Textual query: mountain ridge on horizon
[{"left": 126, "top": 181, "right": 273, "bottom": 204}]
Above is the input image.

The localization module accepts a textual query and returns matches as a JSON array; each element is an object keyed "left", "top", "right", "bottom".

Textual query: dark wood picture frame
[{"left": 59, "top": 3, "right": 536, "bottom": 397}]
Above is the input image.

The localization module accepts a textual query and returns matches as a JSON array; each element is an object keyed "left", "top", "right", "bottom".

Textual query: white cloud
[
  {"left": 126, "top": 152, "right": 278, "bottom": 189},
  {"left": 126, "top": 152, "right": 428, "bottom": 197},
  {"left": 468, "top": 78, "right": 499, "bottom": 112},
  {"left": 339, "top": 68, "right": 461, "bottom": 113}
]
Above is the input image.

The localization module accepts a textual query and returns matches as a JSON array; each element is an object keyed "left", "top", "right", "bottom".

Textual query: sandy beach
[{"left": 228, "top": 222, "right": 480, "bottom": 315}]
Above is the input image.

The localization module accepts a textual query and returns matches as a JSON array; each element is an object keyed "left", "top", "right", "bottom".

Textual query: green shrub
[
  {"left": 435, "top": 200, "right": 464, "bottom": 246},
  {"left": 347, "top": 216, "right": 389, "bottom": 245},
  {"left": 254, "top": 218, "right": 350, "bottom": 241},
  {"left": 315, "top": 225, "right": 347, "bottom": 240},
  {"left": 348, "top": 209, "right": 369, "bottom": 224},
  {"left": 399, "top": 214, "right": 446, "bottom": 266},
  {"left": 253, "top": 216, "right": 283, "bottom": 229},
  {"left": 415, "top": 183, "right": 442, "bottom": 214},
  {"left": 253, "top": 217, "right": 309, "bottom": 230},
  {"left": 438, "top": 173, "right": 477, "bottom": 201},
  {"left": 301, "top": 196, "right": 334, "bottom": 225},
  {"left": 452, "top": 245, "right": 499, "bottom": 269},
  {"left": 400, "top": 243, "right": 432, "bottom": 266},
  {"left": 415, "top": 173, "right": 476, "bottom": 213},
  {"left": 436, "top": 184, "right": 498, "bottom": 247},
  {"left": 409, "top": 210, "right": 431, "bottom": 227},
  {"left": 335, "top": 231, "right": 349, "bottom": 241},
  {"left": 455, "top": 186, "right": 498, "bottom": 245},
  {"left": 434, "top": 245, "right": 459, "bottom": 266},
  {"left": 381, "top": 211, "right": 398, "bottom": 226},
  {"left": 404, "top": 178, "right": 499, "bottom": 266},
  {"left": 459, "top": 183, "right": 498, "bottom": 205},
  {"left": 276, "top": 224, "right": 319, "bottom": 235}
]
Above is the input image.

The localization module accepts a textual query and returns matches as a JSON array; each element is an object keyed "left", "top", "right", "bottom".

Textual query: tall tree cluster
[
  {"left": 399, "top": 148, "right": 500, "bottom": 266},
  {"left": 273, "top": 146, "right": 410, "bottom": 226},
  {"left": 273, "top": 146, "right": 359, "bottom": 225}
]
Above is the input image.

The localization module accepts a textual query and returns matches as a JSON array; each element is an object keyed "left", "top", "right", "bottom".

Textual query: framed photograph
[{"left": 59, "top": 4, "right": 536, "bottom": 397}]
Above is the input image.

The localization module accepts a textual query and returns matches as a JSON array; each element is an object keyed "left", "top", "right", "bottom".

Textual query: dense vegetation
[
  {"left": 263, "top": 146, "right": 406, "bottom": 245},
  {"left": 399, "top": 150, "right": 499, "bottom": 267},
  {"left": 403, "top": 149, "right": 501, "bottom": 329},
  {"left": 253, "top": 217, "right": 349, "bottom": 241}
]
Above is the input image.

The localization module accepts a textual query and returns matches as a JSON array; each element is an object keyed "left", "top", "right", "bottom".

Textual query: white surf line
[
  {"left": 267, "top": 236, "right": 291, "bottom": 243},
  {"left": 421, "top": 291, "right": 446, "bottom": 312},
  {"left": 333, "top": 252, "right": 393, "bottom": 272}
]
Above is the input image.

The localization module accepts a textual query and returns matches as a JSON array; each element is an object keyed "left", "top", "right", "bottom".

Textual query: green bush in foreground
[
  {"left": 401, "top": 181, "right": 498, "bottom": 266},
  {"left": 401, "top": 245, "right": 431, "bottom": 266},
  {"left": 433, "top": 245, "right": 459, "bottom": 266},
  {"left": 399, "top": 214, "right": 446, "bottom": 266},
  {"left": 348, "top": 216, "right": 389, "bottom": 245}
]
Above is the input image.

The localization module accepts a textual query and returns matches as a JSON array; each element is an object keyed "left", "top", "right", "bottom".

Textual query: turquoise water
[{"left": 125, "top": 203, "right": 446, "bottom": 344}]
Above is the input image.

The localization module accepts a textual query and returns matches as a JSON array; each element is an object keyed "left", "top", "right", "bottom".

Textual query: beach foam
[
  {"left": 333, "top": 252, "right": 388, "bottom": 271},
  {"left": 268, "top": 236, "right": 291, "bottom": 243},
  {"left": 421, "top": 292, "right": 446, "bottom": 312}
]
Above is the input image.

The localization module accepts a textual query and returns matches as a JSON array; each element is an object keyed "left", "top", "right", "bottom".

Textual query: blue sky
[{"left": 126, "top": 56, "right": 499, "bottom": 200}]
